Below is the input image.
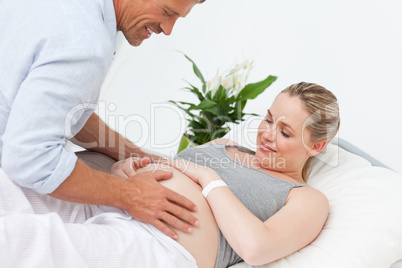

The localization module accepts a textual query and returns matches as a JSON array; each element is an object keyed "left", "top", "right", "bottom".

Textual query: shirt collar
[{"left": 97, "top": 0, "right": 117, "bottom": 54}]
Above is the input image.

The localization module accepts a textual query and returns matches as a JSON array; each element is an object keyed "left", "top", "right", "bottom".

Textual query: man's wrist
[
  {"left": 50, "top": 160, "right": 131, "bottom": 210},
  {"left": 105, "top": 175, "right": 134, "bottom": 210}
]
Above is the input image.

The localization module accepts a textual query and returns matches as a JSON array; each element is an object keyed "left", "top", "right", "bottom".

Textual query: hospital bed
[
  {"left": 222, "top": 125, "right": 402, "bottom": 268},
  {"left": 4, "top": 130, "right": 400, "bottom": 267},
  {"left": 78, "top": 134, "right": 402, "bottom": 268}
]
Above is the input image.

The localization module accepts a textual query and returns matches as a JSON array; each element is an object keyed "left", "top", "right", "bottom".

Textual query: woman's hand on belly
[{"left": 154, "top": 159, "right": 222, "bottom": 188}]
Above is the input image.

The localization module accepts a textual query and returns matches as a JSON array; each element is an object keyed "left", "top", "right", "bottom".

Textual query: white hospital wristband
[{"left": 202, "top": 180, "right": 228, "bottom": 198}]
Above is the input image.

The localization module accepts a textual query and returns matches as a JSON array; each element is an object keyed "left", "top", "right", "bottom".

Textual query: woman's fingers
[
  {"left": 151, "top": 170, "right": 174, "bottom": 181},
  {"left": 154, "top": 159, "right": 195, "bottom": 177},
  {"left": 110, "top": 161, "right": 129, "bottom": 178},
  {"left": 132, "top": 157, "right": 149, "bottom": 170},
  {"left": 111, "top": 157, "right": 151, "bottom": 178},
  {"left": 158, "top": 159, "right": 208, "bottom": 185}
]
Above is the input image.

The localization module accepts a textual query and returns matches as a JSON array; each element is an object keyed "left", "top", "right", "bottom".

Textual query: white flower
[
  {"left": 206, "top": 70, "right": 221, "bottom": 95},
  {"left": 206, "top": 58, "right": 254, "bottom": 97}
]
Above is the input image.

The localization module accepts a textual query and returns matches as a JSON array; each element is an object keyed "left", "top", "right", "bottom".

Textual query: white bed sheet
[
  {"left": 0, "top": 168, "right": 196, "bottom": 268},
  {"left": 5, "top": 138, "right": 402, "bottom": 267}
]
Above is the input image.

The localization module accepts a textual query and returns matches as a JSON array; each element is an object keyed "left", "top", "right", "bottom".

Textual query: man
[{"left": 0, "top": 0, "right": 204, "bottom": 240}]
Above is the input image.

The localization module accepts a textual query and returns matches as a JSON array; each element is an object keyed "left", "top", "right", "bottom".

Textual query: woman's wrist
[
  {"left": 199, "top": 171, "right": 222, "bottom": 189},
  {"left": 201, "top": 180, "right": 228, "bottom": 198}
]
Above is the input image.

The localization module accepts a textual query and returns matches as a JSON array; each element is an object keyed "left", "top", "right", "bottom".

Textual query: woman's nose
[{"left": 262, "top": 126, "right": 276, "bottom": 142}]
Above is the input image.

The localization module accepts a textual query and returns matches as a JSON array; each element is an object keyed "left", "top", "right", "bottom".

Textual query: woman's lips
[{"left": 259, "top": 142, "right": 276, "bottom": 153}]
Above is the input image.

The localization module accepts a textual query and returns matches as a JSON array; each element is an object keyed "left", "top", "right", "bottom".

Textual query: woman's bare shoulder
[
  {"left": 206, "top": 138, "right": 239, "bottom": 145},
  {"left": 260, "top": 186, "right": 328, "bottom": 264},
  {"left": 287, "top": 186, "right": 329, "bottom": 212}
]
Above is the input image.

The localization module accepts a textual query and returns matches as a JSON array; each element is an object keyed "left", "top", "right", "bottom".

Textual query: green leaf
[
  {"left": 226, "top": 95, "right": 236, "bottom": 104},
  {"left": 170, "top": 100, "right": 193, "bottom": 106},
  {"left": 240, "top": 100, "right": 247, "bottom": 110},
  {"left": 205, "top": 90, "right": 212, "bottom": 100},
  {"left": 187, "top": 120, "right": 205, "bottom": 130},
  {"left": 169, "top": 100, "right": 197, "bottom": 110},
  {"left": 184, "top": 54, "right": 206, "bottom": 87},
  {"left": 244, "top": 112, "right": 260, "bottom": 117},
  {"left": 204, "top": 106, "right": 224, "bottom": 116},
  {"left": 183, "top": 85, "right": 204, "bottom": 101},
  {"left": 218, "top": 87, "right": 229, "bottom": 103},
  {"left": 210, "top": 127, "right": 231, "bottom": 140},
  {"left": 231, "top": 100, "right": 247, "bottom": 114},
  {"left": 168, "top": 101, "right": 196, "bottom": 118},
  {"left": 195, "top": 99, "right": 217, "bottom": 109},
  {"left": 212, "top": 85, "right": 225, "bottom": 100},
  {"left": 237, "top": 75, "right": 277, "bottom": 101}
]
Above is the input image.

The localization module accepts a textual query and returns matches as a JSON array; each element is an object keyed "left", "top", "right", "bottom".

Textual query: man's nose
[{"left": 160, "top": 17, "right": 178, "bottom": 36}]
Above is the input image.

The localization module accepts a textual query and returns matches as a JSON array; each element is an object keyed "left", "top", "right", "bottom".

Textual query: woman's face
[{"left": 255, "top": 93, "right": 315, "bottom": 174}]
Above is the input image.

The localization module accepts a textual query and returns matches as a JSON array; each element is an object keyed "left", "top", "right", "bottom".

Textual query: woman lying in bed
[{"left": 113, "top": 82, "right": 340, "bottom": 268}]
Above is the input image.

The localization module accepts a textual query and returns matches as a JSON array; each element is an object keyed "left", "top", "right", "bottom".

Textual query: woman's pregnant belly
[{"left": 137, "top": 164, "right": 219, "bottom": 268}]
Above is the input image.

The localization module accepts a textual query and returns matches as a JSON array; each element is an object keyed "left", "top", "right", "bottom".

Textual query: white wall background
[{"left": 99, "top": 0, "right": 402, "bottom": 172}]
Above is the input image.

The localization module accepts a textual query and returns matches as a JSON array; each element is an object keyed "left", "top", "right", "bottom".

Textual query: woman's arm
[
  {"left": 166, "top": 160, "right": 329, "bottom": 265},
  {"left": 206, "top": 184, "right": 328, "bottom": 265}
]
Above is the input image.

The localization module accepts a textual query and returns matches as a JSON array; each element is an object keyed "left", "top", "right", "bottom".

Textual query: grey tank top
[{"left": 176, "top": 143, "right": 306, "bottom": 268}]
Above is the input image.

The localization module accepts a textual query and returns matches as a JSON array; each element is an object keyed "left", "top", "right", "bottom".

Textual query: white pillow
[{"left": 229, "top": 142, "right": 402, "bottom": 268}]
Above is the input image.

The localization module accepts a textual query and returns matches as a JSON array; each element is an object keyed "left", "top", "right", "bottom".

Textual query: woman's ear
[{"left": 307, "top": 139, "right": 327, "bottom": 157}]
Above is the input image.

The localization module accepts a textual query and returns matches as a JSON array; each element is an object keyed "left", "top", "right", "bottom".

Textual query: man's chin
[
  {"left": 123, "top": 33, "right": 144, "bottom": 47},
  {"left": 129, "top": 39, "right": 143, "bottom": 47}
]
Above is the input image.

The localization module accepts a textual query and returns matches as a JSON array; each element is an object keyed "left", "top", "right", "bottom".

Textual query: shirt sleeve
[{"left": 1, "top": 49, "right": 108, "bottom": 194}]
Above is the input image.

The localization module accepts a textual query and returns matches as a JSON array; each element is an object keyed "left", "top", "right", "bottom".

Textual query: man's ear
[{"left": 307, "top": 139, "right": 327, "bottom": 157}]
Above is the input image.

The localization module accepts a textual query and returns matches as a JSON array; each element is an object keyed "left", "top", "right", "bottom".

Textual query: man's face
[{"left": 116, "top": 0, "right": 199, "bottom": 46}]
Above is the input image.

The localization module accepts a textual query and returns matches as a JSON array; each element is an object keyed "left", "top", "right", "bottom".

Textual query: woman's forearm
[
  {"left": 165, "top": 160, "right": 276, "bottom": 264},
  {"left": 163, "top": 159, "right": 312, "bottom": 265},
  {"left": 204, "top": 181, "right": 328, "bottom": 266},
  {"left": 204, "top": 185, "right": 275, "bottom": 264}
]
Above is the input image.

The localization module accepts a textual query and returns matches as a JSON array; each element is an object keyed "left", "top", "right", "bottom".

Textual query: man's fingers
[
  {"left": 160, "top": 211, "right": 194, "bottom": 235},
  {"left": 152, "top": 219, "right": 179, "bottom": 240},
  {"left": 122, "top": 170, "right": 199, "bottom": 240},
  {"left": 166, "top": 187, "right": 198, "bottom": 213},
  {"left": 166, "top": 201, "right": 199, "bottom": 230}
]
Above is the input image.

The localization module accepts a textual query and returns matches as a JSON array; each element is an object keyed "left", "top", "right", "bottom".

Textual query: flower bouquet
[{"left": 170, "top": 55, "right": 277, "bottom": 153}]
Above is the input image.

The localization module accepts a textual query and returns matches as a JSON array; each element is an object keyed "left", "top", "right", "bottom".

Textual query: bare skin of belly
[{"left": 136, "top": 164, "right": 219, "bottom": 268}]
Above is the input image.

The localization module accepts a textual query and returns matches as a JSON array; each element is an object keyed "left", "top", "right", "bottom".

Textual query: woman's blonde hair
[{"left": 281, "top": 82, "right": 340, "bottom": 181}]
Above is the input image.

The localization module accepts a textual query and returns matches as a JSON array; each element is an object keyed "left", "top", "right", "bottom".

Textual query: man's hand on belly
[{"left": 120, "top": 170, "right": 199, "bottom": 240}]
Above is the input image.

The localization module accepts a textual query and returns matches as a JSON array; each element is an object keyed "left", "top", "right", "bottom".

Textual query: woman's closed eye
[
  {"left": 265, "top": 119, "right": 290, "bottom": 137},
  {"left": 281, "top": 130, "right": 290, "bottom": 138}
]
